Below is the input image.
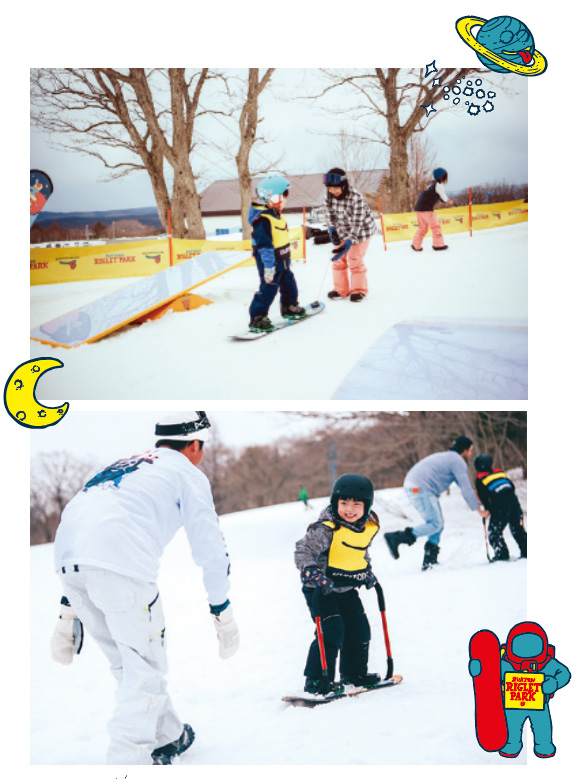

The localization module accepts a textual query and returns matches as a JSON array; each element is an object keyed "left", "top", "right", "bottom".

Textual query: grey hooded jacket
[{"left": 294, "top": 505, "right": 376, "bottom": 593}]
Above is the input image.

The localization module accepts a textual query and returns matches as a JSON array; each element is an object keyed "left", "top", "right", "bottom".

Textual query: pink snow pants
[
  {"left": 332, "top": 238, "right": 371, "bottom": 297},
  {"left": 412, "top": 211, "right": 446, "bottom": 250}
]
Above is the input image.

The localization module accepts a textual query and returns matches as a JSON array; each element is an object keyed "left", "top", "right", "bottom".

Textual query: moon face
[{"left": 4, "top": 358, "right": 69, "bottom": 429}]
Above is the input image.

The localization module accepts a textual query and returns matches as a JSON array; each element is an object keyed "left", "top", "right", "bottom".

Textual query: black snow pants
[
  {"left": 488, "top": 499, "right": 527, "bottom": 560},
  {"left": 302, "top": 587, "right": 371, "bottom": 681}
]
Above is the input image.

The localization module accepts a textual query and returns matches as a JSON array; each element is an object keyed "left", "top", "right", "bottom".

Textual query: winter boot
[
  {"left": 281, "top": 303, "right": 307, "bottom": 320},
  {"left": 342, "top": 672, "right": 381, "bottom": 688},
  {"left": 249, "top": 314, "right": 275, "bottom": 333},
  {"left": 490, "top": 538, "right": 510, "bottom": 562},
  {"left": 384, "top": 527, "right": 416, "bottom": 559},
  {"left": 327, "top": 290, "right": 346, "bottom": 300},
  {"left": 152, "top": 724, "right": 195, "bottom": 765},
  {"left": 422, "top": 541, "right": 440, "bottom": 570},
  {"left": 304, "top": 677, "right": 344, "bottom": 697},
  {"left": 350, "top": 293, "right": 366, "bottom": 302}
]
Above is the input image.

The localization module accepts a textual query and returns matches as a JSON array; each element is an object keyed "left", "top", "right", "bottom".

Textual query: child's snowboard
[
  {"left": 230, "top": 301, "right": 325, "bottom": 341},
  {"left": 469, "top": 630, "right": 507, "bottom": 751},
  {"left": 282, "top": 674, "right": 403, "bottom": 708}
]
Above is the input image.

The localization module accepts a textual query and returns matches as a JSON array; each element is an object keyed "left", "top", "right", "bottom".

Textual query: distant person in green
[{"left": 299, "top": 486, "right": 310, "bottom": 509}]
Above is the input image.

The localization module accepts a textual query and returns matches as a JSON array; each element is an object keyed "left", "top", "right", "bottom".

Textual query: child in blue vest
[
  {"left": 412, "top": 167, "right": 454, "bottom": 251},
  {"left": 474, "top": 453, "right": 527, "bottom": 561},
  {"left": 294, "top": 474, "right": 381, "bottom": 696},
  {"left": 248, "top": 175, "right": 306, "bottom": 332}
]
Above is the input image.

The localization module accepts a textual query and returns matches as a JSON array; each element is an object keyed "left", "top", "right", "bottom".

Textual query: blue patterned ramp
[
  {"left": 30, "top": 250, "right": 250, "bottom": 348},
  {"left": 333, "top": 320, "right": 527, "bottom": 401}
]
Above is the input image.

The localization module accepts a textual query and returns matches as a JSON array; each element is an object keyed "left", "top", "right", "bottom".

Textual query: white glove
[
  {"left": 50, "top": 603, "right": 83, "bottom": 665},
  {"left": 212, "top": 604, "right": 240, "bottom": 659}
]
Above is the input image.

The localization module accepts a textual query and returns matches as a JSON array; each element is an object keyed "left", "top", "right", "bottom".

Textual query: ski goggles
[{"left": 323, "top": 172, "right": 347, "bottom": 187}]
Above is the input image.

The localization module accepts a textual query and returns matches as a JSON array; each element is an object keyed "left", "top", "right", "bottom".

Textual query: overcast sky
[
  {"left": 30, "top": 68, "right": 527, "bottom": 214},
  {"left": 29, "top": 411, "right": 336, "bottom": 465}
]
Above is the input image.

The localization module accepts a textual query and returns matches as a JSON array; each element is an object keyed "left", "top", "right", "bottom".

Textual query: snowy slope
[
  {"left": 31, "top": 483, "right": 528, "bottom": 765},
  {"left": 29, "top": 224, "right": 527, "bottom": 400}
]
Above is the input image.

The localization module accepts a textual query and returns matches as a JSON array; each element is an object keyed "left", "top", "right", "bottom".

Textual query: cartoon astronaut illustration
[{"left": 469, "top": 621, "right": 570, "bottom": 758}]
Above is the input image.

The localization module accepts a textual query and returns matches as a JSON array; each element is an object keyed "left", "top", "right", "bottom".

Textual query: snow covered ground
[
  {"left": 31, "top": 482, "right": 529, "bottom": 766},
  {"left": 30, "top": 223, "right": 527, "bottom": 400}
]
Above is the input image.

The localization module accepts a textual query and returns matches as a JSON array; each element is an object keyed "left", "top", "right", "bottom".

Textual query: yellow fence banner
[
  {"left": 381, "top": 199, "right": 528, "bottom": 243},
  {"left": 171, "top": 238, "right": 252, "bottom": 264},
  {"left": 30, "top": 237, "right": 253, "bottom": 286}
]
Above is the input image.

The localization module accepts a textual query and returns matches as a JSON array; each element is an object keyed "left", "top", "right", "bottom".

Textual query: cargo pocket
[{"left": 143, "top": 589, "right": 168, "bottom": 669}]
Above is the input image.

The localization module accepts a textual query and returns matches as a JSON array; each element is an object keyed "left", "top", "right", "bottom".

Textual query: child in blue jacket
[{"left": 248, "top": 175, "right": 306, "bottom": 332}]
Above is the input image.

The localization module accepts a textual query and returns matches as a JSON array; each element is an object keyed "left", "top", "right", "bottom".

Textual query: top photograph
[{"left": 30, "top": 64, "right": 528, "bottom": 401}]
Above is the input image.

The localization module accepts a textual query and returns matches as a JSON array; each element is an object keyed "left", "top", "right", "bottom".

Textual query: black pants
[
  {"left": 488, "top": 502, "right": 527, "bottom": 559},
  {"left": 302, "top": 588, "right": 371, "bottom": 681}
]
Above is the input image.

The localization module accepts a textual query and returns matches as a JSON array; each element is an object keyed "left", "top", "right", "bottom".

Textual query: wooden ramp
[
  {"left": 30, "top": 250, "right": 250, "bottom": 348},
  {"left": 332, "top": 319, "right": 527, "bottom": 401}
]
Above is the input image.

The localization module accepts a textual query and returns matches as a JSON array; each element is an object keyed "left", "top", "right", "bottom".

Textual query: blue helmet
[
  {"left": 256, "top": 175, "right": 290, "bottom": 206},
  {"left": 433, "top": 167, "right": 447, "bottom": 181}
]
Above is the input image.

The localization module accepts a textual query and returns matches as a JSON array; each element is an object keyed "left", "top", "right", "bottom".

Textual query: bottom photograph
[{"left": 30, "top": 410, "right": 532, "bottom": 765}]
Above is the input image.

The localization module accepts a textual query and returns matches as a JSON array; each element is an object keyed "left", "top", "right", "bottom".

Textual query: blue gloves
[
  {"left": 328, "top": 226, "right": 341, "bottom": 246},
  {"left": 331, "top": 239, "right": 352, "bottom": 262},
  {"left": 301, "top": 566, "right": 334, "bottom": 595},
  {"left": 469, "top": 659, "right": 482, "bottom": 677}
]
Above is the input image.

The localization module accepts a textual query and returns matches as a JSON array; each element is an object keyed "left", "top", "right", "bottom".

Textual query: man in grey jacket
[{"left": 384, "top": 436, "right": 489, "bottom": 570}]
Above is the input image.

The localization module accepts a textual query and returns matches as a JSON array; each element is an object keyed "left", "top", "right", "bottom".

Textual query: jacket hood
[
  {"left": 248, "top": 202, "right": 264, "bottom": 226},
  {"left": 504, "top": 621, "right": 551, "bottom": 671},
  {"left": 249, "top": 202, "right": 281, "bottom": 226}
]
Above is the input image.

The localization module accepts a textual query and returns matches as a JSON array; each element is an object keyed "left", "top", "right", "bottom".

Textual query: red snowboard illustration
[{"left": 469, "top": 629, "right": 508, "bottom": 751}]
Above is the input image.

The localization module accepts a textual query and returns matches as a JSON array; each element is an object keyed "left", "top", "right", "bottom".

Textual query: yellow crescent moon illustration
[{"left": 4, "top": 358, "right": 69, "bottom": 429}]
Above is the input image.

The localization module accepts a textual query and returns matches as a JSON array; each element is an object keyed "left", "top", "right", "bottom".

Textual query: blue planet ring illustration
[{"left": 456, "top": 16, "right": 547, "bottom": 76}]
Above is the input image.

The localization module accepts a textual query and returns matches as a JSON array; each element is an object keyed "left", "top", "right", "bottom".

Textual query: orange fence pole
[
  {"left": 168, "top": 208, "right": 173, "bottom": 266},
  {"left": 302, "top": 206, "right": 307, "bottom": 263},
  {"left": 377, "top": 197, "right": 387, "bottom": 251},
  {"left": 468, "top": 188, "right": 473, "bottom": 238}
]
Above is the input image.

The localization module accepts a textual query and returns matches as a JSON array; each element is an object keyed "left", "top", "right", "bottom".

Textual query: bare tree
[
  {"left": 181, "top": 411, "right": 526, "bottom": 516},
  {"left": 408, "top": 134, "right": 438, "bottom": 208},
  {"left": 319, "top": 129, "right": 385, "bottom": 193},
  {"left": 234, "top": 69, "right": 277, "bottom": 236},
  {"left": 198, "top": 422, "right": 234, "bottom": 514},
  {"left": 31, "top": 68, "right": 226, "bottom": 239},
  {"left": 315, "top": 68, "right": 485, "bottom": 212},
  {"left": 30, "top": 451, "right": 97, "bottom": 545}
]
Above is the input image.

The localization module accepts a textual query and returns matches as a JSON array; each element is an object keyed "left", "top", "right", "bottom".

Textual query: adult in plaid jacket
[{"left": 324, "top": 168, "right": 377, "bottom": 302}]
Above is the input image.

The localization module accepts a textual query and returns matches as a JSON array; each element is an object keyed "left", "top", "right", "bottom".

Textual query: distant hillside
[{"left": 34, "top": 206, "right": 162, "bottom": 230}]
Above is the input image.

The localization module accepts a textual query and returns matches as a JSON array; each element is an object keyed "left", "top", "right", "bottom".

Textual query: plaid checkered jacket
[{"left": 325, "top": 187, "right": 377, "bottom": 244}]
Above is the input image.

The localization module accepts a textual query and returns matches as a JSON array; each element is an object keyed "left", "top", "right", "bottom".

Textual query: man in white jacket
[{"left": 50, "top": 412, "right": 239, "bottom": 765}]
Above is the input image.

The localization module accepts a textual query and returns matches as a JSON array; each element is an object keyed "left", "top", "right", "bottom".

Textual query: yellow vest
[
  {"left": 253, "top": 205, "right": 291, "bottom": 261},
  {"left": 322, "top": 519, "right": 379, "bottom": 582}
]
